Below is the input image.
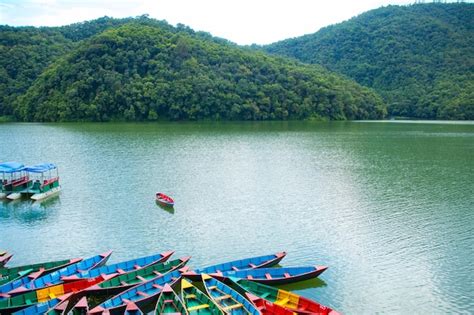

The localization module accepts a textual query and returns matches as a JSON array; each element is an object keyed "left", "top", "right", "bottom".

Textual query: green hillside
[
  {"left": 5, "top": 21, "right": 385, "bottom": 121},
  {"left": 264, "top": 3, "right": 474, "bottom": 119}
]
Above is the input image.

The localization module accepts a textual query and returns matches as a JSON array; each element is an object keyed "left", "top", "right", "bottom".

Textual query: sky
[{"left": 0, "top": 0, "right": 467, "bottom": 44}]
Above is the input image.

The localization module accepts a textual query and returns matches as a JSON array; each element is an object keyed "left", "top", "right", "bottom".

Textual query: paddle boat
[
  {"left": 156, "top": 193, "right": 174, "bottom": 207},
  {"left": 0, "top": 162, "right": 30, "bottom": 200},
  {"left": 21, "top": 163, "right": 61, "bottom": 201}
]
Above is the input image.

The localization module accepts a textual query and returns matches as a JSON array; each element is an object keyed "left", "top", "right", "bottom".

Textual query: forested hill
[
  {"left": 264, "top": 3, "right": 474, "bottom": 120},
  {"left": 1, "top": 17, "right": 385, "bottom": 122}
]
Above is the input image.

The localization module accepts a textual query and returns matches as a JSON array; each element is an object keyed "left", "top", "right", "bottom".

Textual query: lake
[{"left": 0, "top": 121, "right": 473, "bottom": 313}]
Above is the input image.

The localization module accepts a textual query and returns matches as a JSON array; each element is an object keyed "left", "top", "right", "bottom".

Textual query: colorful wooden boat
[
  {"left": 0, "top": 252, "right": 111, "bottom": 295},
  {"left": 0, "top": 258, "right": 82, "bottom": 286},
  {"left": 46, "top": 259, "right": 189, "bottom": 315},
  {"left": 0, "top": 162, "right": 29, "bottom": 200},
  {"left": 230, "top": 278, "right": 339, "bottom": 315},
  {"left": 154, "top": 283, "right": 188, "bottom": 314},
  {"left": 21, "top": 164, "right": 61, "bottom": 201},
  {"left": 180, "top": 278, "right": 223, "bottom": 315},
  {"left": 184, "top": 252, "right": 286, "bottom": 281},
  {"left": 10, "top": 293, "right": 73, "bottom": 315},
  {"left": 0, "top": 252, "right": 13, "bottom": 267},
  {"left": 211, "top": 266, "right": 328, "bottom": 285},
  {"left": 0, "top": 274, "right": 114, "bottom": 313},
  {"left": 87, "top": 257, "right": 190, "bottom": 295},
  {"left": 89, "top": 268, "right": 186, "bottom": 315},
  {"left": 201, "top": 274, "right": 260, "bottom": 315},
  {"left": 61, "top": 250, "right": 173, "bottom": 282},
  {"left": 244, "top": 293, "right": 294, "bottom": 315},
  {"left": 156, "top": 193, "right": 174, "bottom": 207}
]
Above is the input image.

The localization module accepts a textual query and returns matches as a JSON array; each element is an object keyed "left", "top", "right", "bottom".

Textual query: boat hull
[
  {"left": 31, "top": 186, "right": 61, "bottom": 201},
  {"left": 6, "top": 193, "right": 21, "bottom": 200},
  {"left": 212, "top": 266, "right": 328, "bottom": 285}
]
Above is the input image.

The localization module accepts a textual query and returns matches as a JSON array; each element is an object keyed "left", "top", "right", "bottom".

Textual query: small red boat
[{"left": 156, "top": 192, "right": 174, "bottom": 207}]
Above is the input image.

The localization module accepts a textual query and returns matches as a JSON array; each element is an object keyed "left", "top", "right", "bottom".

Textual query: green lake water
[{"left": 0, "top": 121, "right": 473, "bottom": 313}]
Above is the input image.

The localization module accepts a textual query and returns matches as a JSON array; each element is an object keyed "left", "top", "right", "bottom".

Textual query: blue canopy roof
[
  {"left": 23, "top": 163, "right": 57, "bottom": 173},
  {"left": 0, "top": 162, "right": 24, "bottom": 173}
]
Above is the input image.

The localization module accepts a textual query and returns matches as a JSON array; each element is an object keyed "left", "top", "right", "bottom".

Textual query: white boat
[
  {"left": 31, "top": 186, "right": 62, "bottom": 201},
  {"left": 6, "top": 192, "right": 22, "bottom": 200}
]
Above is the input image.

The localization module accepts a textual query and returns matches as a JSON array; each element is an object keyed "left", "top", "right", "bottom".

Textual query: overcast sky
[{"left": 0, "top": 0, "right": 467, "bottom": 44}]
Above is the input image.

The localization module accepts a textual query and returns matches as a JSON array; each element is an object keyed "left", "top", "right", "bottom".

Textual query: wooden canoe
[
  {"left": 0, "top": 252, "right": 13, "bottom": 267},
  {"left": 47, "top": 258, "right": 190, "bottom": 315},
  {"left": 156, "top": 193, "right": 174, "bottom": 207},
  {"left": 230, "top": 278, "right": 339, "bottom": 315},
  {"left": 245, "top": 293, "right": 294, "bottom": 315},
  {"left": 0, "top": 258, "right": 82, "bottom": 286},
  {"left": 61, "top": 250, "right": 174, "bottom": 281},
  {"left": 154, "top": 283, "right": 188, "bottom": 314},
  {"left": 201, "top": 274, "right": 260, "bottom": 315},
  {"left": 212, "top": 266, "right": 328, "bottom": 285},
  {"left": 88, "top": 257, "right": 190, "bottom": 295},
  {"left": 0, "top": 252, "right": 112, "bottom": 295},
  {"left": 12, "top": 293, "right": 73, "bottom": 315},
  {"left": 0, "top": 275, "right": 115, "bottom": 314},
  {"left": 89, "top": 268, "right": 187, "bottom": 315},
  {"left": 180, "top": 278, "right": 223, "bottom": 315},
  {"left": 184, "top": 252, "right": 286, "bottom": 281}
]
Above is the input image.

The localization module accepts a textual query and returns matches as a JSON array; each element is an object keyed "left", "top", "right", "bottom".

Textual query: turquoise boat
[{"left": 21, "top": 163, "right": 61, "bottom": 201}]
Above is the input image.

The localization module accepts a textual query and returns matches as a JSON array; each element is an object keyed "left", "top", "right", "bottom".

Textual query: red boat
[{"left": 156, "top": 192, "right": 174, "bottom": 207}]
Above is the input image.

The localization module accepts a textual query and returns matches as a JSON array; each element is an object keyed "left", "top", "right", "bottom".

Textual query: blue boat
[
  {"left": 0, "top": 252, "right": 112, "bottom": 295},
  {"left": 201, "top": 274, "right": 260, "bottom": 314},
  {"left": 184, "top": 252, "right": 286, "bottom": 280},
  {"left": 211, "top": 266, "right": 328, "bottom": 285},
  {"left": 11, "top": 293, "right": 72, "bottom": 315},
  {"left": 89, "top": 269, "right": 186, "bottom": 314},
  {"left": 61, "top": 250, "right": 173, "bottom": 281}
]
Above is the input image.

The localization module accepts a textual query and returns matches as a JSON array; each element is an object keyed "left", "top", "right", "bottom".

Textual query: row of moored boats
[
  {"left": 0, "top": 162, "right": 61, "bottom": 201},
  {"left": 0, "top": 250, "right": 339, "bottom": 314}
]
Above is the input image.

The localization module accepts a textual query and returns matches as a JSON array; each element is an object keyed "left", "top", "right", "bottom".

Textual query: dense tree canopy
[
  {"left": 3, "top": 21, "right": 385, "bottom": 121},
  {"left": 264, "top": 3, "right": 474, "bottom": 119}
]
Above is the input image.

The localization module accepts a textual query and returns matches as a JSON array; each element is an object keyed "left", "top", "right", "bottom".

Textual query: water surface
[{"left": 0, "top": 121, "right": 473, "bottom": 313}]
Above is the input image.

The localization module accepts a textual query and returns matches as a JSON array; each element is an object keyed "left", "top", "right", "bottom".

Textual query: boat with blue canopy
[
  {"left": 20, "top": 163, "right": 61, "bottom": 201},
  {"left": 0, "top": 162, "right": 30, "bottom": 200}
]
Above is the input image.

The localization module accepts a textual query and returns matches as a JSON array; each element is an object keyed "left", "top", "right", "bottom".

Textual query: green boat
[
  {"left": 21, "top": 163, "right": 61, "bottom": 201},
  {"left": 45, "top": 257, "right": 191, "bottom": 315},
  {"left": 90, "top": 257, "right": 190, "bottom": 295},
  {"left": 181, "top": 278, "right": 223, "bottom": 315},
  {"left": 0, "top": 257, "right": 81, "bottom": 286},
  {"left": 154, "top": 283, "right": 188, "bottom": 314}
]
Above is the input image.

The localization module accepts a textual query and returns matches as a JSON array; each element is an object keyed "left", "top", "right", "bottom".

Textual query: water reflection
[
  {"left": 156, "top": 201, "right": 175, "bottom": 214},
  {"left": 0, "top": 196, "right": 60, "bottom": 225},
  {"left": 278, "top": 277, "right": 327, "bottom": 291}
]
